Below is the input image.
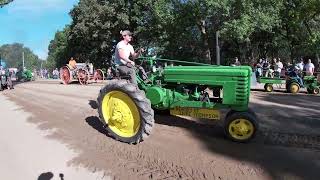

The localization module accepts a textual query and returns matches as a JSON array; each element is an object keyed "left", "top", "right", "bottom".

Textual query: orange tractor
[{"left": 60, "top": 62, "right": 104, "bottom": 85}]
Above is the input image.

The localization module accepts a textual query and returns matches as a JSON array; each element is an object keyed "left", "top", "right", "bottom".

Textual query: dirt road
[
  {"left": 2, "top": 80, "right": 320, "bottom": 180},
  {"left": 0, "top": 90, "right": 108, "bottom": 180}
]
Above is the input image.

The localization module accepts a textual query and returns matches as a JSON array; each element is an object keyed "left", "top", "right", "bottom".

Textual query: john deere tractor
[
  {"left": 97, "top": 57, "right": 258, "bottom": 144},
  {"left": 16, "top": 68, "right": 34, "bottom": 82}
]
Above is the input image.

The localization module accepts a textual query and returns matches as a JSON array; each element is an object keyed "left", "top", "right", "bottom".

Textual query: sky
[{"left": 0, "top": 0, "right": 79, "bottom": 59}]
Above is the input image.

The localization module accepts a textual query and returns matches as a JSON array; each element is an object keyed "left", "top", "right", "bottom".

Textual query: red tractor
[{"left": 60, "top": 63, "right": 104, "bottom": 85}]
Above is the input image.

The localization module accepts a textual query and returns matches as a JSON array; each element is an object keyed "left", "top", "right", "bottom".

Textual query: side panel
[
  {"left": 258, "top": 77, "right": 286, "bottom": 84},
  {"left": 163, "top": 66, "right": 251, "bottom": 108}
]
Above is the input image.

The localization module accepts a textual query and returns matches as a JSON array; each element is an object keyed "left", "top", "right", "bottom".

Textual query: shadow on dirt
[
  {"left": 251, "top": 88, "right": 286, "bottom": 93},
  {"left": 181, "top": 92, "right": 320, "bottom": 180},
  {"left": 37, "top": 172, "right": 54, "bottom": 180},
  {"left": 38, "top": 172, "right": 64, "bottom": 180},
  {"left": 87, "top": 94, "right": 320, "bottom": 180},
  {"left": 88, "top": 100, "right": 98, "bottom": 109},
  {"left": 85, "top": 116, "right": 108, "bottom": 136}
]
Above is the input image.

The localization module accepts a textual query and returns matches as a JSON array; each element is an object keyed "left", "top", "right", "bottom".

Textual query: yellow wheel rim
[
  {"left": 101, "top": 91, "right": 140, "bottom": 138},
  {"left": 266, "top": 85, "right": 272, "bottom": 92},
  {"left": 228, "top": 119, "right": 254, "bottom": 140},
  {"left": 290, "top": 84, "right": 299, "bottom": 93}
]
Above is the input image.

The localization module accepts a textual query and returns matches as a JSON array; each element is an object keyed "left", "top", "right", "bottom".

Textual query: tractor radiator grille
[{"left": 235, "top": 77, "right": 250, "bottom": 104}]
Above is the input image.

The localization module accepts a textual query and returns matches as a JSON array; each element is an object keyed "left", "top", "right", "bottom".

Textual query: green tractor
[
  {"left": 284, "top": 67, "right": 320, "bottom": 94},
  {"left": 286, "top": 75, "right": 320, "bottom": 94},
  {"left": 97, "top": 57, "right": 258, "bottom": 144},
  {"left": 16, "top": 68, "right": 34, "bottom": 82}
]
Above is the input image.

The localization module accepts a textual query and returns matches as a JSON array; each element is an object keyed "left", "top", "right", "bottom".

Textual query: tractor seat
[{"left": 111, "top": 65, "right": 131, "bottom": 80}]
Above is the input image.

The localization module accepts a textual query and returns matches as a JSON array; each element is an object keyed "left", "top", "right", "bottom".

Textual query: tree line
[
  {"left": 46, "top": 0, "right": 320, "bottom": 69},
  {"left": 0, "top": 43, "right": 43, "bottom": 70},
  {"left": 0, "top": 0, "right": 13, "bottom": 8}
]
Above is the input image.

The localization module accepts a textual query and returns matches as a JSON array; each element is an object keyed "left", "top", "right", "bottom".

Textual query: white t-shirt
[
  {"left": 305, "top": 63, "right": 315, "bottom": 75},
  {"left": 114, "top": 41, "right": 134, "bottom": 65},
  {"left": 275, "top": 62, "right": 283, "bottom": 72},
  {"left": 297, "top": 62, "right": 303, "bottom": 70}
]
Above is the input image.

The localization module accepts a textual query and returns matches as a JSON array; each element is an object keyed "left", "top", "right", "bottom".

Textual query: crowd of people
[
  {"left": 252, "top": 58, "right": 317, "bottom": 79},
  {"left": 33, "top": 68, "right": 60, "bottom": 79}
]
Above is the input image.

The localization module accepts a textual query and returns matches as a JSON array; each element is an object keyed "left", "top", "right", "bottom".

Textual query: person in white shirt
[
  {"left": 274, "top": 59, "right": 283, "bottom": 78},
  {"left": 296, "top": 59, "right": 304, "bottom": 72},
  {"left": 114, "top": 30, "right": 144, "bottom": 84},
  {"left": 304, "top": 59, "right": 315, "bottom": 76}
]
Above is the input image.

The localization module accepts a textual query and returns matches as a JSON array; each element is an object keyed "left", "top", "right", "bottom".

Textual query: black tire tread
[
  {"left": 289, "top": 82, "right": 300, "bottom": 94},
  {"left": 97, "top": 80, "right": 154, "bottom": 144},
  {"left": 264, "top": 83, "right": 273, "bottom": 92}
]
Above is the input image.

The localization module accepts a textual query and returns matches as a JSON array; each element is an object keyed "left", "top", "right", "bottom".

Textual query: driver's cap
[{"left": 120, "top": 30, "right": 133, "bottom": 36}]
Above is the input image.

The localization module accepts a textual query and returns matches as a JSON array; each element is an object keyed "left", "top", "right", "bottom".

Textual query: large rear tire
[
  {"left": 60, "top": 66, "right": 71, "bottom": 85},
  {"left": 77, "top": 68, "right": 89, "bottom": 85},
  {"left": 97, "top": 80, "right": 154, "bottom": 144},
  {"left": 94, "top": 69, "right": 105, "bottom": 83}
]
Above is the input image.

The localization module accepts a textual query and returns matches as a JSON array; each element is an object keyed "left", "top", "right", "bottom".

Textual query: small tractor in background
[
  {"left": 286, "top": 75, "right": 320, "bottom": 94},
  {"left": 257, "top": 68, "right": 320, "bottom": 94},
  {"left": 60, "top": 62, "right": 104, "bottom": 85},
  {"left": 0, "top": 68, "right": 13, "bottom": 90},
  {"left": 97, "top": 57, "right": 258, "bottom": 144},
  {"left": 16, "top": 68, "right": 34, "bottom": 82}
]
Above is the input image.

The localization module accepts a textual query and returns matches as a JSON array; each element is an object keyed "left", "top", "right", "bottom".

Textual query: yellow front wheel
[
  {"left": 264, "top": 84, "right": 273, "bottom": 92},
  {"left": 289, "top": 83, "right": 300, "bottom": 94},
  {"left": 97, "top": 80, "right": 154, "bottom": 144},
  {"left": 224, "top": 111, "right": 258, "bottom": 143}
]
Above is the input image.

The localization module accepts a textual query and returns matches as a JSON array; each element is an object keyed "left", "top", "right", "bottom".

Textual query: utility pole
[
  {"left": 22, "top": 51, "right": 25, "bottom": 68},
  {"left": 216, "top": 31, "right": 220, "bottom": 65}
]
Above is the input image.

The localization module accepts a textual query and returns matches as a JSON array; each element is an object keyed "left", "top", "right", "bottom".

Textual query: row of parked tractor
[
  {"left": 256, "top": 68, "right": 320, "bottom": 95},
  {"left": 0, "top": 67, "right": 34, "bottom": 91}
]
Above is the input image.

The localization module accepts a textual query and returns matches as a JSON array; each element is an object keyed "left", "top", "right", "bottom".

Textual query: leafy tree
[
  {"left": 0, "top": 0, "right": 13, "bottom": 8},
  {"left": 0, "top": 43, "right": 43, "bottom": 70},
  {"left": 47, "top": 0, "right": 320, "bottom": 67},
  {"left": 46, "top": 26, "right": 71, "bottom": 69}
]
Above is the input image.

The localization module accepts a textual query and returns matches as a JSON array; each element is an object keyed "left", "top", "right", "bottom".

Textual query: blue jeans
[{"left": 297, "top": 77, "right": 304, "bottom": 87}]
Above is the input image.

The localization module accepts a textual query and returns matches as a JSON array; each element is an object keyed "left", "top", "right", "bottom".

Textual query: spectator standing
[
  {"left": 274, "top": 58, "right": 283, "bottom": 78},
  {"left": 234, "top": 57, "right": 241, "bottom": 66},
  {"left": 262, "top": 59, "right": 270, "bottom": 77},
  {"left": 52, "top": 68, "right": 59, "bottom": 79},
  {"left": 296, "top": 59, "right": 304, "bottom": 72},
  {"left": 255, "top": 59, "right": 263, "bottom": 78},
  {"left": 304, "top": 59, "right": 315, "bottom": 76}
]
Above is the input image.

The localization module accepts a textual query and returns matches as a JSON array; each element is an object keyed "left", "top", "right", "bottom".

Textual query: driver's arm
[{"left": 131, "top": 48, "right": 143, "bottom": 60}]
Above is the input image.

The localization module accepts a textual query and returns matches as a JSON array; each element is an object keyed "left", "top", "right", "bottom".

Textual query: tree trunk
[{"left": 197, "top": 19, "right": 211, "bottom": 64}]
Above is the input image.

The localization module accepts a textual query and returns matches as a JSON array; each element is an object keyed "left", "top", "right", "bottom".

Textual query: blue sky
[{"left": 0, "top": 0, "right": 79, "bottom": 59}]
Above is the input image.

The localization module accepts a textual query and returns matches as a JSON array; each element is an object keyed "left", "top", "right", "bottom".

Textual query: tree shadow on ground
[
  {"left": 85, "top": 116, "right": 108, "bottom": 136},
  {"left": 38, "top": 172, "right": 54, "bottom": 180},
  {"left": 87, "top": 95, "right": 320, "bottom": 180},
  {"left": 251, "top": 88, "right": 287, "bottom": 93},
  {"left": 38, "top": 172, "right": 64, "bottom": 180},
  {"left": 154, "top": 92, "right": 320, "bottom": 180},
  {"left": 88, "top": 100, "right": 98, "bottom": 109}
]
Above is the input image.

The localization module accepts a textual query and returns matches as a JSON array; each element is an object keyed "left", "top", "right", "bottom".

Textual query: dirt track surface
[{"left": 2, "top": 80, "right": 320, "bottom": 180}]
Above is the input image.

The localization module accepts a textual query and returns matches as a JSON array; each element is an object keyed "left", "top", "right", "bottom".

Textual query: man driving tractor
[
  {"left": 114, "top": 30, "right": 145, "bottom": 84},
  {"left": 68, "top": 57, "right": 77, "bottom": 69}
]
